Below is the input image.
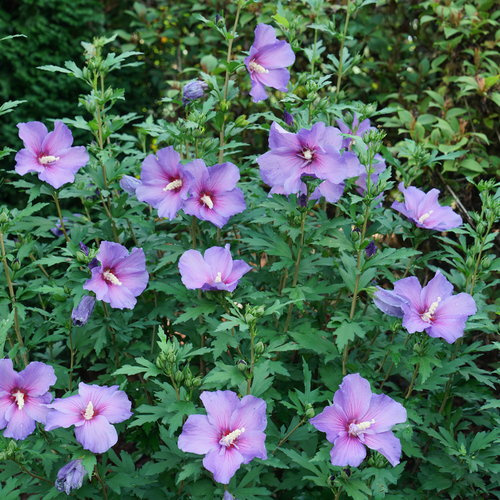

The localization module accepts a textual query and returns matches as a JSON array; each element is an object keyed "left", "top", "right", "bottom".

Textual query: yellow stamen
[
  {"left": 39, "top": 155, "right": 60, "bottom": 165},
  {"left": 83, "top": 401, "right": 94, "bottom": 420},
  {"left": 249, "top": 61, "right": 269, "bottom": 74},
  {"left": 219, "top": 427, "right": 245, "bottom": 447},
  {"left": 200, "top": 194, "right": 214, "bottom": 209},
  {"left": 163, "top": 179, "right": 183, "bottom": 191}
]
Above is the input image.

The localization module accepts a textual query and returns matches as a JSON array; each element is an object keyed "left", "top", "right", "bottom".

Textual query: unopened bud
[
  {"left": 11, "top": 259, "right": 21, "bottom": 271},
  {"left": 237, "top": 360, "right": 248, "bottom": 371},
  {"left": 174, "top": 370, "right": 185, "bottom": 385},
  {"left": 305, "top": 405, "right": 315, "bottom": 419},
  {"left": 254, "top": 342, "right": 265, "bottom": 356}
]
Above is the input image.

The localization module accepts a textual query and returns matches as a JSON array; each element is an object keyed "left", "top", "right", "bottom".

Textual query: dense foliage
[{"left": 0, "top": 0, "right": 498, "bottom": 498}]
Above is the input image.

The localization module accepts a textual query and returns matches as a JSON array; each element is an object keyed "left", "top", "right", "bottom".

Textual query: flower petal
[
  {"left": 97, "top": 241, "right": 127, "bottom": 267},
  {"left": 0, "top": 358, "right": 17, "bottom": 393},
  {"left": 178, "top": 414, "right": 219, "bottom": 455},
  {"left": 200, "top": 390, "right": 240, "bottom": 431},
  {"left": 15, "top": 149, "right": 43, "bottom": 175},
  {"left": 255, "top": 68, "right": 290, "bottom": 92},
  {"left": 18, "top": 361, "right": 56, "bottom": 396},
  {"left": 179, "top": 250, "right": 212, "bottom": 289},
  {"left": 363, "top": 431, "right": 402, "bottom": 466},
  {"left": 330, "top": 434, "right": 367, "bottom": 467},
  {"left": 17, "top": 121, "right": 48, "bottom": 152},
  {"left": 45, "top": 395, "right": 85, "bottom": 430},
  {"left": 3, "top": 407, "right": 36, "bottom": 440},
  {"left": 78, "top": 384, "right": 132, "bottom": 423},
  {"left": 113, "top": 248, "right": 149, "bottom": 296},
  {"left": 230, "top": 395, "right": 267, "bottom": 432},
  {"left": 252, "top": 24, "right": 278, "bottom": 50},
  {"left": 373, "top": 288, "right": 406, "bottom": 318},
  {"left": 310, "top": 404, "right": 348, "bottom": 443},
  {"left": 206, "top": 163, "right": 240, "bottom": 193},
  {"left": 421, "top": 271, "right": 453, "bottom": 307},
  {"left": 393, "top": 276, "right": 422, "bottom": 308},
  {"left": 42, "top": 121, "right": 74, "bottom": 153},
  {"left": 249, "top": 80, "right": 269, "bottom": 102},
  {"left": 333, "top": 374, "right": 372, "bottom": 421},
  {"left": 362, "top": 393, "right": 407, "bottom": 433},
  {"left": 74, "top": 415, "right": 118, "bottom": 454},
  {"left": 255, "top": 41, "right": 295, "bottom": 69},
  {"left": 235, "top": 430, "right": 267, "bottom": 463},
  {"left": 203, "top": 446, "right": 244, "bottom": 484},
  {"left": 203, "top": 245, "right": 233, "bottom": 282}
]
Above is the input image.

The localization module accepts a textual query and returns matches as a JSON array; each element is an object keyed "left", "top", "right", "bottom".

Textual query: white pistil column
[{"left": 219, "top": 427, "right": 245, "bottom": 448}]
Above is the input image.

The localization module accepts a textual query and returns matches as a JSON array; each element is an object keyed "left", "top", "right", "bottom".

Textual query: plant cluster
[{"left": 0, "top": 1, "right": 498, "bottom": 499}]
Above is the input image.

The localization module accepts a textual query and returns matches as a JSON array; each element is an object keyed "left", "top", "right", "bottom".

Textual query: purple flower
[
  {"left": 83, "top": 241, "right": 149, "bottom": 310},
  {"left": 244, "top": 24, "right": 295, "bottom": 103},
  {"left": 283, "top": 110, "right": 294, "bottom": 126},
  {"left": 375, "top": 271, "right": 477, "bottom": 344},
  {"left": 136, "top": 147, "right": 193, "bottom": 219},
  {"left": 392, "top": 183, "right": 462, "bottom": 231},
  {"left": 178, "top": 390, "right": 267, "bottom": 484},
  {"left": 310, "top": 373, "right": 406, "bottom": 467},
  {"left": 50, "top": 218, "right": 68, "bottom": 237},
  {"left": 15, "top": 121, "right": 89, "bottom": 189},
  {"left": 0, "top": 359, "right": 56, "bottom": 440},
  {"left": 365, "top": 241, "right": 377, "bottom": 257},
  {"left": 55, "top": 459, "right": 87, "bottom": 495},
  {"left": 183, "top": 80, "right": 209, "bottom": 104},
  {"left": 179, "top": 244, "right": 252, "bottom": 292},
  {"left": 79, "top": 242, "right": 89, "bottom": 256},
  {"left": 183, "top": 160, "right": 246, "bottom": 228},
  {"left": 337, "top": 113, "right": 375, "bottom": 150},
  {"left": 373, "top": 288, "right": 406, "bottom": 318},
  {"left": 45, "top": 382, "right": 132, "bottom": 454},
  {"left": 257, "top": 122, "right": 363, "bottom": 199},
  {"left": 120, "top": 175, "right": 142, "bottom": 195},
  {"left": 71, "top": 296, "right": 96, "bottom": 326}
]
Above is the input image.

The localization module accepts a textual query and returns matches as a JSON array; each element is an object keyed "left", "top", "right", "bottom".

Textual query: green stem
[
  {"left": 334, "top": 0, "right": 352, "bottom": 104},
  {"left": 246, "top": 322, "right": 256, "bottom": 395},
  {"left": 0, "top": 231, "right": 27, "bottom": 366},
  {"left": 273, "top": 417, "right": 306, "bottom": 454},
  {"left": 405, "top": 363, "right": 419, "bottom": 399},
  {"left": 11, "top": 460, "right": 51, "bottom": 484},
  {"left": 342, "top": 203, "right": 370, "bottom": 375},
  {"left": 52, "top": 191, "right": 70, "bottom": 244},
  {"left": 283, "top": 210, "right": 307, "bottom": 332},
  {"left": 68, "top": 325, "right": 75, "bottom": 391},
  {"left": 94, "top": 466, "right": 108, "bottom": 500},
  {"left": 218, "top": 1, "right": 243, "bottom": 163}
]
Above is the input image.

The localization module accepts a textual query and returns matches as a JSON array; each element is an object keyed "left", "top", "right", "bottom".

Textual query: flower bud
[
  {"left": 174, "top": 370, "right": 185, "bottom": 385},
  {"left": 254, "top": 342, "right": 265, "bottom": 356},
  {"left": 283, "top": 110, "right": 294, "bottom": 126},
  {"left": 192, "top": 377, "right": 202, "bottom": 387},
  {"left": 237, "top": 360, "right": 248, "bottom": 371},
  {"left": 182, "top": 80, "right": 209, "bottom": 105},
  {"left": 365, "top": 241, "right": 377, "bottom": 257},
  {"left": 120, "top": 175, "right": 142, "bottom": 195},
  {"left": 11, "top": 259, "right": 21, "bottom": 271},
  {"left": 0, "top": 210, "right": 9, "bottom": 224},
  {"left": 55, "top": 459, "right": 87, "bottom": 495},
  {"left": 71, "top": 296, "right": 96, "bottom": 327},
  {"left": 305, "top": 405, "right": 315, "bottom": 419},
  {"left": 79, "top": 242, "right": 89, "bottom": 256}
]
